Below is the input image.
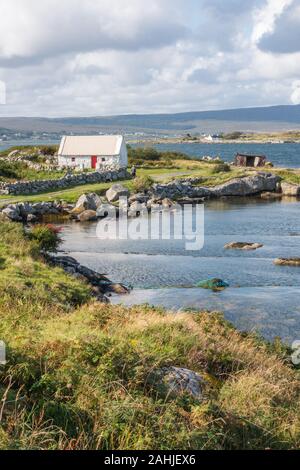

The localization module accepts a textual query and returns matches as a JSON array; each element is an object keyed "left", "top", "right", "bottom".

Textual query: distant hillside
[
  {"left": 1, "top": 104, "right": 300, "bottom": 134},
  {"left": 52, "top": 104, "right": 300, "bottom": 128}
]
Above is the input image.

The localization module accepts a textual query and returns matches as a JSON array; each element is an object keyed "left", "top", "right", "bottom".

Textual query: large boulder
[
  {"left": 73, "top": 193, "right": 102, "bottom": 214},
  {"left": 128, "top": 201, "right": 148, "bottom": 218},
  {"left": 2, "top": 205, "right": 22, "bottom": 222},
  {"left": 212, "top": 173, "right": 281, "bottom": 197},
  {"left": 281, "top": 182, "right": 300, "bottom": 197},
  {"left": 150, "top": 367, "right": 205, "bottom": 400},
  {"left": 106, "top": 184, "right": 129, "bottom": 203},
  {"left": 78, "top": 210, "right": 98, "bottom": 222},
  {"left": 96, "top": 203, "right": 117, "bottom": 218}
]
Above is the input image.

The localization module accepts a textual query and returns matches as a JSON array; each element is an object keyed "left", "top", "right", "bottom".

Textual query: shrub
[
  {"left": 39, "top": 145, "right": 58, "bottom": 156},
  {"left": 211, "top": 163, "right": 231, "bottom": 174},
  {"left": 132, "top": 175, "right": 154, "bottom": 193},
  {"left": 127, "top": 147, "right": 192, "bottom": 167},
  {"left": 0, "top": 160, "right": 18, "bottom": 179},
  {"left": 29, "top": 224, "right": 62, "bottom": 252},
  {"left": 223, "top": 131, "right": 243, "bottom": 140}
]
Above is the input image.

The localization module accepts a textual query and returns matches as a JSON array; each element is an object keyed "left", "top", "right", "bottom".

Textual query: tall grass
[{"left": 0, "top": 220, "right": 300, "bottom": 449}]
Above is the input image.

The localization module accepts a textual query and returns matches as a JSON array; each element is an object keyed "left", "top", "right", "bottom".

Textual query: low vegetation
[
  {"left": 0, "top": 220, "right": 300, "bottom": 450},
  {"left": 132, "top": 175, "right": 154, "bottom": 193},
  {"left": 0, "top": 145, "right": 58, "bottom": 159},
  {"left": 128, "top": 146, "right": 192, "bottom": 168},
  {"left": 0, "top": 160, "right": 64, "bottom": 182},
  {"left": 28, "top": 224, "right": 62, "bottom": 252}
]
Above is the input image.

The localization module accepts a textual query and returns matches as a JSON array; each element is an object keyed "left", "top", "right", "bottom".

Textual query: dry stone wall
[{"left": 0, "top": 168, "right": 130, "bottom": 195}]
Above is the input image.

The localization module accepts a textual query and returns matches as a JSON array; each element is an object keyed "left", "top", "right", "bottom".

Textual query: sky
[{"left": 0, "top": 0, "right": 300, "bottom": 117}]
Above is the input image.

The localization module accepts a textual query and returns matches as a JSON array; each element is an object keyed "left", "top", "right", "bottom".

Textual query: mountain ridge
[{"left": 1, "top": 104, "right": 300, "bottom": 134}]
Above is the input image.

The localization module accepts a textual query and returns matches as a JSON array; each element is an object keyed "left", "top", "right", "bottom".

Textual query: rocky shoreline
[
  {"left": 46, "top": 253, "right": 130, "bottom": 303},
  {"left": 2, "top": 172, "right": 300, "bottom": 224}
]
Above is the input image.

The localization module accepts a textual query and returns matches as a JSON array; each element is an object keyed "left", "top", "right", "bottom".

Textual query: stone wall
[{"left": 0, "top": 168, "right": 130, "bottom": 195}]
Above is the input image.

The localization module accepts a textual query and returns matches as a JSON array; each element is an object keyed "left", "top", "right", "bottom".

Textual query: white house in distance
[{"left": 58, "top": 135, "right": 128, "bottom": 170}]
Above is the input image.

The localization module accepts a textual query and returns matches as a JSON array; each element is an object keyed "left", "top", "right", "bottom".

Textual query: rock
[
  {"left": 150, "top": 367, "right": 205, "bottom": 399},
  {"left": 18, "top": 202, "right": 35, "bottom": 216},
  {"left": 224, "top": 242, "right": 263, "bottom": 251},
  {"left": 108, "top": 283, "right": 130, "bottom": 294},
  {"left": 128, "top": 201, "right": 148, "bottom": 217},
  {"left": 78, "top": 210, "right": 98, "bottom": 222},
  {"left": 261, "top": 192, "right": 282, "bottom": 200},
  {"left": 106, "top": 184, "right": 129, "bottom": 203},
  {"left": 197, "top": 278, "right": 229, "bottom": 291},
  {"left": 129, "top": 193, "right": 149, "bottom": 204},
  {"left": 281, "top": 182, "right": 300, "bottom": 197},
  {"left": 73, "top": 193, "right": 102, "bottom": 213},
  {"left": 212, "top": 173, "right": 281, "bottom": 197},
  {"left": 96, "top": 203, "right": 117, "bottom": 218},
  {"left": 2, "top": 205, "right": 22, "bottom": 221},
  {"left": 26, "top": 214, "right": 38, "bottom": 223},
  {"left": 274, "top": 258, "right": 300, "bottom": 266},
  {"left": 161, "top": 198, "right": 176, "bottom": 209}
]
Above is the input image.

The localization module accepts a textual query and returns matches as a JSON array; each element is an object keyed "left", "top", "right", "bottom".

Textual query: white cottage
[{"left": 58, "top": 135, "right": 128, "bottom": 170}]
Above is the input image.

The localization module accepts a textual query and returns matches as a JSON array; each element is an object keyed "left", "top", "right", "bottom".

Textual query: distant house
[
  {"left": 203, "top": 134, "right": 214, "bottom": 142},
  {"left": 58, "top": 135, "right": 128, "bottom": 170},
  {"left": 234, "top": 153, "right": 266, "bottom": 168}
]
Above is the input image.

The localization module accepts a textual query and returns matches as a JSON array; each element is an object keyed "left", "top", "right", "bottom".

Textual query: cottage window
[
  {"left": 101, "top": 158, "right": 106, "bottom": 162},
  {"left": 71, "top": 157, "right": 76, "bottom": 162}
]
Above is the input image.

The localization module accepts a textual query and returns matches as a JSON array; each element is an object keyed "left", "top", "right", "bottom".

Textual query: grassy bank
[{"left": 0, "top": 220, "right": 300, "bottom": 450}]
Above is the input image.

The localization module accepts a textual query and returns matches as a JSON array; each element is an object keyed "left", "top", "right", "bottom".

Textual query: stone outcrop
[
  {"left": 73, "top": 193, "right": 103, "bottom": 213},
  {"left": 1, "top": 201, "right": 68, "bottom": 222},
  {"left": 150, "top": 367, "right": 205, "bottom": 400},
  {"left": 280, "top": 182, "right": 300, "bottom": 197},
  {"left": 77, "top": 210, "right": 98, "bottom": 222},
  {"left": 0, "top": 168, "right": 130, "bottom": 195},
  {"left": 274, "top": 258, "right": 300, "bottom": 266},
  {"left": 224, "top": 242, "right": 263, "bottom": 250},
  {"left": 211, "top": 173, "right": 280, "bottom": 197},
  {"left": 46, "top": 254, "right": 130, "bottom": 302},
  {"left": 152, "top": 178, "right": 211, "bottom": 200},
  {"left": 152, "top": 174, "right": 281, "bottom": 200},
  {"left": 106, "top": 183, "right": 130, "bottom": 203}
]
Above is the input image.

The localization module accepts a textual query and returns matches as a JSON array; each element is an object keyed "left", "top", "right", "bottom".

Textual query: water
[
  {"left": 1, "top": 139, "right": 300, "bottom": 168},
  {"left": 140, "top": 142, "right": 300, "bottom": 168},
  {"left": 0, "top": 139, "right": 60, "bottom": 153},
  {"left": 58, "top": 198, "right": 300, "bottom": 343}
]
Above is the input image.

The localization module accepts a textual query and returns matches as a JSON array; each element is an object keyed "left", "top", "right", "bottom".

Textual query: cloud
[
  {"left": 258, "top": 0, "right": 300, "bottom": 53},
  {"left": 291, "top": 81, "right": 300, "bottom": 104},
  {"left": 0, "top": 0, "right": 299, "bottom": 116},
  {"left": 0, "top": 0, "right": 187, "bottom": 65}
]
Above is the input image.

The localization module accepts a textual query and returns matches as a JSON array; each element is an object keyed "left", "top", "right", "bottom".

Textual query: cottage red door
[{"left": 91, "top": 156, "right": 97, "bottom": 169}]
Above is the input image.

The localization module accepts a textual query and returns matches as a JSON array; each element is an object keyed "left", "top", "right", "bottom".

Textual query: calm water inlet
[{"left": 58, "top": 198, "right": 300, "bottom": 344}]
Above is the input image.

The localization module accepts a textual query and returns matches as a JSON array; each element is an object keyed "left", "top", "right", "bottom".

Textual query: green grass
[
  {"left": 0, "top": 160, "right": 64, "bottom": 183},
  {"left": 274, "top": 169, "right": 300, "bottom": 185},
  {"left": 1, "top": 220, "right": 300, "bottom": 450}
]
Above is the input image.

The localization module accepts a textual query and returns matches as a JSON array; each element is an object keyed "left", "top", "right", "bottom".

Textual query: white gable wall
[
  {"left": 57, "top": 135, "right": 128, "bottom": 171},
  {"left": 119, "top": 138, "right": 128, "bottom": 168}
]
